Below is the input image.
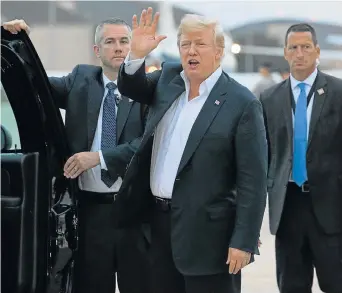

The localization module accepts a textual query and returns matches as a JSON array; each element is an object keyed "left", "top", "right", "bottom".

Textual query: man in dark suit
[
  {"left": 3, "top": 18, "right": 150, "bottom": 293},
  {"left": 115, "top": 8, "right": 268, "bottom": 293},
  {"left": 260, "top": 23, "right": 342, "bottom": 293}
]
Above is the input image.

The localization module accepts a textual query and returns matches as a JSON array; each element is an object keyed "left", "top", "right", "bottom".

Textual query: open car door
[{"left": 1, "top": 27, "right": 78, "bottom": 293}]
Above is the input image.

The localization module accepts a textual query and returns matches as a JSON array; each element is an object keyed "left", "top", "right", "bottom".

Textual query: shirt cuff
[
  {"left": 124, "top": 51, "right": 146, "bottom": 75},
  {"left": 99, "top": 150, "right": 108, "bottom": 170}
]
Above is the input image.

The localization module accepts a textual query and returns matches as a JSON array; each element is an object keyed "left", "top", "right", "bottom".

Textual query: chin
[
  {"left": 185, "top": 69, "right": 200, "bottom": 76},
  {"left": 111, "top": 62, "right": 122, "bottom": 70}
]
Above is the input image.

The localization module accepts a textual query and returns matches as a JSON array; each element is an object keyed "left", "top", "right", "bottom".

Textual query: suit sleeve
[
  {"left": 101, "top": 101, "right": 149, "bottom": 178},
  {"left": 230, "top": 99, "right": 268, "bottom": 253},
  {"left": 48, "top": 65, "right": 79, "bottom": 109},
  {"left": 117, "top": 61, "right": 161, "bottom": 105},
  {"left": 259, "top": 94, "right": 271, "bottom": 169},
  {"left": 101, "top": 137, "right": 141, "bottom": 179}
]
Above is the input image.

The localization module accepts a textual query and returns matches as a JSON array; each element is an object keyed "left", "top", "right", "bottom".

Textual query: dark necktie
[{"left": 101, "top": 82, "right": 117, "bottom": 187}]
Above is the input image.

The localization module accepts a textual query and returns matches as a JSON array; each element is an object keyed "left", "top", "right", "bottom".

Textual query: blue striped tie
[
  {"left": 101, "top": 82, "right": 117, "bottom": 187},
  {"left": 292, "top": 83, "right": 308, "bottom": 186}
]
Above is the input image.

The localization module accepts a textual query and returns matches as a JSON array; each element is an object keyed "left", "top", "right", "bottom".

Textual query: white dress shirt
[
  {"left": 289, "top": 68, "right": 318, "bottom": 181},
  {"left": 78, "top": 74, "right": 123, "bottom": 193},
  {"left": 124, "top": 53, "right": 222, "bottom": 198},
  {"left": 290, "top": 68, "right": 318, "bottom": 138}
]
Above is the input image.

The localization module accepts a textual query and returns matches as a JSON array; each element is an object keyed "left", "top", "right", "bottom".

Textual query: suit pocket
[
  {"left": 206, "top": 206, "right": 236, "bottom": 246},
  {"left": 207, "top": 209, "right": 227, "bottom": 220},
  {"left": 206, "top": 206, "right": 235, "bottom": 221}
]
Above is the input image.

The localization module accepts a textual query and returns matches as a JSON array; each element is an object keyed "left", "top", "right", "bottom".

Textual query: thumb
[
  {"left": 226, "top": 248, "right": 231, "bottom": 264},
  {"left": 156, "top": 35, "right": 167, "bottom": 44}
]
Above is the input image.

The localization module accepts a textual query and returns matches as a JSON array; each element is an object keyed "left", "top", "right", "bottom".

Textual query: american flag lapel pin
[
  {"left": 214, "top": 100, "right": 220, "bottom": 105},
  {"left": 317, "top": 88, "right": 324, "bottom": 95}
]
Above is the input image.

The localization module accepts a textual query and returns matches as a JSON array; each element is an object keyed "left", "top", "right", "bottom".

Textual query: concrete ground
[{"left": 241, "top": 205, "right": 321, "bottom": 293}]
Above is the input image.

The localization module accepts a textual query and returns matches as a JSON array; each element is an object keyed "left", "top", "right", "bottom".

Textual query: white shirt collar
[
  {"left": 180, "top": 66, "right": 223, "bottom": 96},
  {"left": 290, "top": 68, "right": 318, "bottom": 91},
  {"left": 102, "top": 73, "right": 117, "bottom": 89}
]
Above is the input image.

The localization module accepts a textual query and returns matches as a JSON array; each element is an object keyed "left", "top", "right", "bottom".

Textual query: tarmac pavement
[{"left": 241, "top": 204, "right": 321, "bottom": 293}]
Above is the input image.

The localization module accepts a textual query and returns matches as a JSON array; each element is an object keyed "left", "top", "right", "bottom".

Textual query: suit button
[
  {"left": 307, "top": 157, "right": 312, "bottom": 163},
  {"left": 175, "top": 177, "right": 180, "bottom": 181}
]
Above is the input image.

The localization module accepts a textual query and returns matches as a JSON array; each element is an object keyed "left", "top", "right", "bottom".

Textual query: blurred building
[
  {"left": 1, "top": 1, "right": 236, "bottom": 71},
  {"left": 2, "top": 1, "right": 341, "bottom": 73}
]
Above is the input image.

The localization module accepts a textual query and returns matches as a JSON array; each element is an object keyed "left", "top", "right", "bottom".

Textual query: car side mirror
[{"left": 1, "top": 125, "right": 13, "bottom": 151}]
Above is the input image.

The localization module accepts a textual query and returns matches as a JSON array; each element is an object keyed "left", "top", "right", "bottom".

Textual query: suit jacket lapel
[
  {"left": 143, "top": 73, "right": 185, "bottom": 140},
  {"left": 87, "top": 72, "right": 104, "bottom": 150},
  {"left": 177, "top": 73, "right": 228, "bottom": 175},
  {"left": 308, "top": 72, "right": 327, "bottom": 149},
  {"left": 281, "top": 79, "right": 293, "bottom": 151},
  {"left": 116, "top": 96, "right": 133, "bottom": 142}
]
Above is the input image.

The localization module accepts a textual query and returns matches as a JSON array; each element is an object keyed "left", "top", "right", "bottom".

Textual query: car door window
[{"left": 1, "top": 82, "right": 21, "bottom": 149}]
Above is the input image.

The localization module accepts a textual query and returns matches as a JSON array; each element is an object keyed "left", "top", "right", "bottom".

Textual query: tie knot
[
  {"left": 298, "top": 83, "right": 306, "bottom": 91},
  {"left": 106, "top": 82, "right": 117, "bottom": 92}
]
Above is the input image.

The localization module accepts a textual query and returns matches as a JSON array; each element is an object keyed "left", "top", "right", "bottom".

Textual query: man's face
[
  {"left": 94, "top": 24, "right": 131, "bottom": 71},
  {"left": 259, "top": 67, "right": 270, "bottom": 76},
  {"left": 179, "top": 27, "right": 223, "bottom": 82},
  {"left": 284, "top": 31, "right": 320, "bottom": 74}
]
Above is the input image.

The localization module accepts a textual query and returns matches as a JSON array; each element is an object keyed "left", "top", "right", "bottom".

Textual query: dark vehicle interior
[{"left": 1, "top": 27, "right": 78, "bottom": 293}]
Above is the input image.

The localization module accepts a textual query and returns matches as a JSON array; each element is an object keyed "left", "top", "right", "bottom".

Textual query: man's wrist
[{"left": 129, "top": 51, "right": 146, "bottom": 60}]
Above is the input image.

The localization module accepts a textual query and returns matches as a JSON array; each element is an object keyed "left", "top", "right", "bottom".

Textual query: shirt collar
[
  {"left": 102, "top": 73, "right": 117, "bottom": 89},
  {"left": 180, "top": 66, "right": 223, "bottom": 96},
  {"left": 290, "top": 68, "right": 318, "bottom": 91}
]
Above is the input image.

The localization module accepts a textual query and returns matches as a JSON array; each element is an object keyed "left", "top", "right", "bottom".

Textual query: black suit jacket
[
  {"left": 260, "top": 71, "right": 342, "bottom": 235},
  {"left": 48, "top": 64, "right": 146, "bottom": 180},
  {"left": 115, "top": 62, "right": 267, "bottom": 275}
]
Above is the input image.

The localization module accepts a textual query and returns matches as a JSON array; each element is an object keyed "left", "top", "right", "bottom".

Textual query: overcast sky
[{"left": 174, "top": 1, "right": 342, "bottom": 30}]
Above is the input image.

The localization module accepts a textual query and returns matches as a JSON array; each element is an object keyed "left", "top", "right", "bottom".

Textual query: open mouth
[{"left": 188, "top": 59, "right": 200, "bottom": 69}]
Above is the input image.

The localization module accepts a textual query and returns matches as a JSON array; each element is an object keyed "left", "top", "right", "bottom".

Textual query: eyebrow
[
  {"left": 105, "top": 36, "right": 130, "bottom": 42},
  {"left": 288, "top": 42, "right": 313, "bottom": 46},
  {"left": 180, "top": 38, "right": 205, "bottom": 43}
]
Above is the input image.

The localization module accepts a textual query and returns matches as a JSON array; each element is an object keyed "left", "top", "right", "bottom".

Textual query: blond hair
[{"left": 177, "top": 14, "right": 225, "bottom": 49}]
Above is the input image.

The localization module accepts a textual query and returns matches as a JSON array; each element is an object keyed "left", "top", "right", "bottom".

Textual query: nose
[
  {"left": 294, "top": 47, "right": 304, "bottom": 58},
  {"left": 188, "top": 43, "right": 197, "bottom": 56},
  {"left": 113, "top": 40, "right": 123, "bottom": 52}
]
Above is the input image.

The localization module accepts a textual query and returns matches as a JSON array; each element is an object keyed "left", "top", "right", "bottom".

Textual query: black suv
[{"left": 1, "top": 27, "right": 78, "bottom": 293}]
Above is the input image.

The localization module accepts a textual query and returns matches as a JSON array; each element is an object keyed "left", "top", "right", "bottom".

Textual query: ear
[
  {"left": 93, "top": 45, "right": 100, "bottom": 58},
  {"left": 216, "top": 47, "right": 224, "bottom": 61},
  {"left": 316, "top": 44, "right": 321, "bottom": 57},
  {"left": 283, "top": 47, "right": 288, "bottom": 62}
]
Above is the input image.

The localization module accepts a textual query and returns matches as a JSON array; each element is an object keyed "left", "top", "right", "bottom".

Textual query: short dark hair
[
  {"left": 285, "top": 23, "right": 318, "bottom": 46},
  {"left": 260, "top": 62, "right": 272, "bottom": 69},
  {"left": 94, "top": 18, "right": 132, "bottom": 45}
]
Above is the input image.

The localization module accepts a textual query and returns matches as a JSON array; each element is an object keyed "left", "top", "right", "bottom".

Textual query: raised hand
[
  {"left": 3, "top": 19, "right": 30, "bottom": 35},
  {"left": 130, "top": 7, "right": 167, "bottom": 60}
]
